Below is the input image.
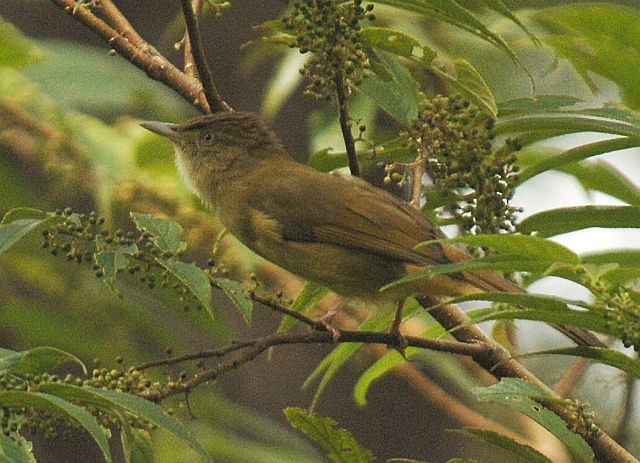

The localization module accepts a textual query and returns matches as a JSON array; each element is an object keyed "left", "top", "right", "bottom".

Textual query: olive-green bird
[{"left": 141, "top": 111, "right": 602, "bottom": 346}]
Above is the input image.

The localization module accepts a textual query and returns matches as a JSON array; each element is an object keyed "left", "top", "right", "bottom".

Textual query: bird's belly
[{"left": 254, "top": 240, "right": 405, "bottom": 300}]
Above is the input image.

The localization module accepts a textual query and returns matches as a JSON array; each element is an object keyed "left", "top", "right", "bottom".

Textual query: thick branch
[
  {"left": 420, "top": 296, "right": 638, "bottom": 463},
  {"left": 180, "top": 0, "right": 230, "bottom": 112},
  {"left": 97, "top": 0, "right": 145, "bottom": 46},
  {"left": 49, "top": 0, "right": 209, "bottom": 113}
]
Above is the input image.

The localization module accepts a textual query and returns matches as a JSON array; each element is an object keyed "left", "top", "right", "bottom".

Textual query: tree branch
[
  {"left": 179, "top": 0, "right": 231, "bottom": 112},
  {"left": 49, "top": 0, "right": 209, "bottom": 113},
  {"left": 140, "top": 328, "right": 491, "bottom": 401},
  {"left": 334, "top": 74, "right": 360, "bottom": 177},
  {"left": 420, "top": 296, "right": 638, "bottom": 463}
]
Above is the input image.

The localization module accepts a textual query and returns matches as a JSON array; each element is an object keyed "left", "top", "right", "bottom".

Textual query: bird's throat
[{"left": 173, "top": 145, "right": 201, "bottom": 198}]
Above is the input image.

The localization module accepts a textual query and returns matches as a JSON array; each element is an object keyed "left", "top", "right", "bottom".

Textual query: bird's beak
[{"left": 139, "top": 121, "right": 181, "bottom": 142}]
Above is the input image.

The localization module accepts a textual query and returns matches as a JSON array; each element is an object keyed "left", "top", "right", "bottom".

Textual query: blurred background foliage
[{"left": 0, "top": 1, "right": 639, "bottom": 462}]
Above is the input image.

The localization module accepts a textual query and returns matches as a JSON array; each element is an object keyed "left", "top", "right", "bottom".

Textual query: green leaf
[
  {"left": 0, "top": 391, "right": 112, "bottom": 463},
  {"left": 494, "top": 111, "right": 640, "bottom": 141},
  {"left": 0, "top": 433, "right": 35, "bottom": 463},
  {"left": 519, "top": 206, "right": 640, "bottom": 236},
  {"left": 498, "top": 96, "right": 583, "bottom": 114},
  {"left": 374, "top": 0, "right": 522, "bottom": 68},
  {"left": 211, "top": 277, "right": 253, "bottom": 325},
  {"left": 445, "top": 234, "right": 580, "bottom": 264},
  {"left": 277, "top": 281, "right": 330, "bottom": 333},
  {"left": 95, "top": 234, "right": 138, "bottom": 285},
  {"left": 433, "top": 59, "right": 498, "bottom": 117},
  {"left": 38, "top": 383, "right": 211, "bottom": 462},
  {"left": 562, "top": 160, "right": 640, "bottom": 206},
  {"left": 581, "top": 249, "right": 640, "bottom": 267},
  {"left": 159, "top": 259, "right": 213, "bottom": 319},
  {"left": 360, "top": 27, "right": 420, "bottom": 58},
  {"left": 0, "top": 208, "right": 52, "bottom": 256},
  {"left": 307, "top": 138, "right": 414, "bottom": 173},
  {"left": 473, "top": 379, "right": 594, "bottom": 463},
  {"left": 303, "top": 308, "right": 395, "bottom": 407},
  {"left": 0, "top": 19, "right": 43, "bottom": 68},
  {"left": 356, "top": 50, "right": 420, "bottom": 126},
  {"left": 465, "top": 306, "right": 613, "bottom": 338},
  {"left": 0, "top": 346, "right": 86, "bottom": 375},
  {"left": 478, "top": 0, "right": 540, "bottom": 44},
  {"left": 522, "top": 346, "right": 640, "bottom": 378},
  {"left": 463, "top": 428, "right": 552, "bottom": 463},
  {"left": 353, "top": 319, "right": 445, "bottom": 406},
  {"left": 517, "top": 137, "right": 640, "bottom": 185},
  {"left": 121, "top": 428, "right": 154, "bottom": 463},
  {"left": 130, "top": 212, "right": 186, "bottom": 255},
  {"left": 284, "top": 407, "right": 375, "bottom": 463},
  {"left": 534, "top": 4, "right": 640, "bottom": 109},
  {"left": 381, "top": 256, "right": 553, "bottom": 293},
  {"left": 445, "top": 292, "right": 587, "bottom": 312}
]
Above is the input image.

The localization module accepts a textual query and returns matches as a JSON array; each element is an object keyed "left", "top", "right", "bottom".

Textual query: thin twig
[
  {"left": 410, "top": 158, "right": 425, "bottom": 207},
  {"left": 136, "top": 329, "right": 491, "bottom": 372},
  {"left": 334, "top": 73, "right": 360, "bottom": 177},
  {"left": 250, "top": 292, "right": 327, "bottom": 330},
  {"left": 49, "top": 0, "right": 209, "bottom": 113},
  {"left": 179, "top": 0, "right": 231, "bottom": 112},
  {"left": 141, "top": 328, "right": 491, "bottom": 401}
]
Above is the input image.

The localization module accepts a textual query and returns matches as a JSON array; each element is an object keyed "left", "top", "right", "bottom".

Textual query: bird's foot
[
  {"left": 387, "top": 300, "right": 408, "bottom": 357},
  {"left": 387, "top": 325, "right": 408, "bottom": 359},
  {"left": 317, "top": 304, "right": 342, "bottom": 342}
]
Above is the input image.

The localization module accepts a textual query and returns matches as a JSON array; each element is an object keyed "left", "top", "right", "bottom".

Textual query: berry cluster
[
  {"left": 282, "top": 0, "right": 374, "bottom": 100},
  {"left": 581, "top": 271, "right": 639, "bottom": 351},
  {"left": 40, "top": 208, "right": 206, "bottom": 312},
  {"left": 400, "top": 95, "right": 521, "bottom": 234},
  {"left": 564, "top": 399, "right": 598, "bottom": 438}
]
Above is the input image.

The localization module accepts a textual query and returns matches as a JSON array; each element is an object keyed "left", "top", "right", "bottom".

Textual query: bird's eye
[{"left": 202, "top": 132, "right": 214, "bottom": 143}]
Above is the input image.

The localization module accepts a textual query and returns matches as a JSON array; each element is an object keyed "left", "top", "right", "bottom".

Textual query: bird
[{"left": 140, "top": 111, "right": 603, "bottom": 347}]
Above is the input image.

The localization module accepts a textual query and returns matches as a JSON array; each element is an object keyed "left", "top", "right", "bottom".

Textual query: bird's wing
[{"left": 246, "top": 165, "right": 451, "bottom": 265}]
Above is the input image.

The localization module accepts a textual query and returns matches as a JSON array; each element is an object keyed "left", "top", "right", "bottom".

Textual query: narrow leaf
[
  {"left": 39, "top": 383, "right": 211, "bottom": 462},
  {"left": 0, "top": 391, "right": 112, "bottom": 463},
  {"left": 474, "top": 379, "right": 594, "bottom": 463},
  {"left": 562, "top": 160, "right": 640, "bottom": 206},
  {"left": 479, "top": 0, "right": 540, "bottom": 44},
  {"left": 381, "top": 257, "right": 553, "bottom": 292},
  {"left": 465, "top": 307, "right": 612, "bottom": 337},
  {"left": 519, "top": 206, "right": 640, "bottom": 236},
  {"left": 277, "top": 281, "right": 330, "bottom": 333},
  {"left": 284, "top": 407, "right": 375, "bottom": 463},
  {"left": 0, "top": 433, "right": 35, "bottom": 463},
  {"left": 0, "top": 208, "right": 52, "bottom": 256},
  {"left": 494, "top": 112, "right": 640, "bottom": 141},
  {"left": 522, "top": 346, "right": 640, "bottom": 378},
  {"left": 517, "top": 137, "right": 640, "bottom": 185},
  {"left": 445, "top": 234, "right": 580, "bottom": 264},
  {"left": 463, "top": 428, "right": 552, "bottom": 463},
  {"left": 360, "top": 27, "right": 420, "bottom": 58},
  {"left": 434, "top": 59, "right": 497, "bottom": 117},
  {"left": 581, "top": 249, "right": 640, "bottom": 267},
  {"left": 0, "top": 346, "right": 86, "bottom": 375}
]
